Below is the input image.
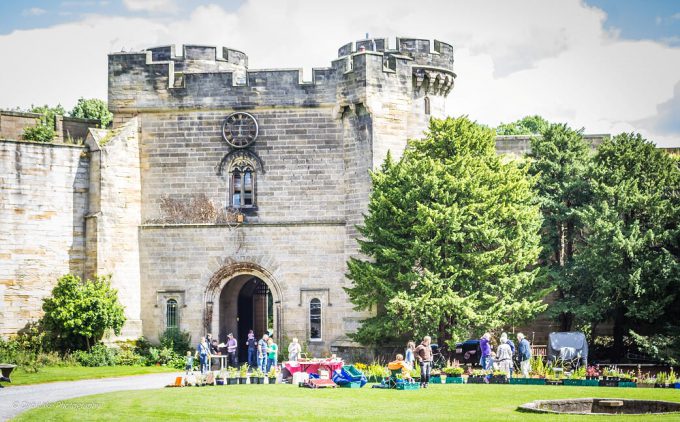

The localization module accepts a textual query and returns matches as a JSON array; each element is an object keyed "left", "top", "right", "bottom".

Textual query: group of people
[
  {"left": 388, "top": 336, "right": 434, "bottom": 388},
  {"left": 191, "top": 330, "right": 306, "bottom": 375},
  {"left": 479, "top": 332, "right": 532, "bottom": 378}
]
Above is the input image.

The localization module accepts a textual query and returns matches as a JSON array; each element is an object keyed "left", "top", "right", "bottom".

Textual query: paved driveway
[{"left": 0, "top": 371, "right": 181, "bottom": 421}]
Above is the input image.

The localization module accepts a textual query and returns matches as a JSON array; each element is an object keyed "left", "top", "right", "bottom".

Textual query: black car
[{"left": 453, "top": 339, "right": 481, "bottom": 366}]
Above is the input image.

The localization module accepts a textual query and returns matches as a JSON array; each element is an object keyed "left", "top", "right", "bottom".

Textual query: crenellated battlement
[
  {"left": 108, "top": 38, "right": 456, "bottom": 112},
  {"left": 337, "top": 37, "right": 454, "bottom": 70}
]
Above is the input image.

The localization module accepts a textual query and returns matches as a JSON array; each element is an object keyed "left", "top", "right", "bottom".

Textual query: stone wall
[
  {"left": 85, "top": 120, "right": 143, "bottom": 338},
  {"left": 0, "top": 140, "right": 88, "bottom": 337},
  {"left": 0, "top": 110, "right": 99, "bottom": 143}
]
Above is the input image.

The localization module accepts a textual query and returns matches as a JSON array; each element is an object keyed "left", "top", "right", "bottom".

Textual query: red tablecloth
[{"left": 284, "top": 360, "right": 344, "bottom": 375}]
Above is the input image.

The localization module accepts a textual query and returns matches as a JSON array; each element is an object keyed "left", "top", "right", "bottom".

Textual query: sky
[{"left": 0, "top": 0, "right": 679, "bottom": 146}]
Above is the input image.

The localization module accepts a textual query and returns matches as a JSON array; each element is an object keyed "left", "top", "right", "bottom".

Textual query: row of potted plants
[{"left": 210, "top": 365, "right": 278, "bottom": 385}]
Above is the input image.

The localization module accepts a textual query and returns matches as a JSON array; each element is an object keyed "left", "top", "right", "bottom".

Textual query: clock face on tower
[{"left": 221, "top": 112, "right": 258, "bottom": 148}]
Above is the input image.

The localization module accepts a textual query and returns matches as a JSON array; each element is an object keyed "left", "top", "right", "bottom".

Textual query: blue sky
[
  {"left": 0, "top": 1, "right": 678, "bottom": 146},
  {"left": 2, "top": 1, "right": 678, "bottom": 44}
]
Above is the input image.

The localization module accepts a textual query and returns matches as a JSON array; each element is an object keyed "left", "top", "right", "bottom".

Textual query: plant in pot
[
  {"left": 252, "top": 368, "right": 265, "bottom": 384},
  {"left": 655, "top": 372, "right": 668, "bottom": 388},
  {"left": 238, "top": 364, "right": 249, "bottom": 384},
  {"left": 430, "top": 368, "right": 442, "bottom": 384},
  {"left": 227, "top": 368, "right": 238, "bottom": 385},
  {"left": 585, "top": 366, "right": 600, "bottom": 380},
  {"left": 444, "top": 366, "right": 464, "bottom": 383},
  {"left": 490, "top": 370, "right": 508, "bottom": 384},
  {"left": 669, "top": 368, "right": 677, "bottom": 388},
  {"left": 215, "top": 370, "right": 226, "bottom": 385},
  {"left": 637, "top": 374, "right": 656, "bottom": 389},
  {"left": 267, "top": 366, "right": 277, "bottom": 384},
  {"left": 468, "top": 369, "right": 487, "bottom": 384}
]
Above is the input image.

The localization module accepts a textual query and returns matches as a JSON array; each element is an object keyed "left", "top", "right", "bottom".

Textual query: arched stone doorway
[
  {"left": 204, "top": 262, "right": 282, "bottom": 362},
  {"left": 218, "top": 276, "right": 273, "bottom": 362}
]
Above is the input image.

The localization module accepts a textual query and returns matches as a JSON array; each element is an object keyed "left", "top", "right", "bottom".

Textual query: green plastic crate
[
  {"left": 430, "top": 375, "right": 441, "bottom": 384},
  {"left": 563, "top": 379, "right": 586, "bottom": 386},
  {"left": 584, "top": 379, "right": 599, "bottom": 386},
  {"left": 618, "top": 381, "right": 637, "bottom": 388},
  {"left": 396, "top": 382, "right": 420, "bottom": 390},
  {"left": 342, "top": 365, "right": 363, "bottom": 378},
  {"left": 509, "top": 378, "right": 528, "bottom": 385},
  {"left": 340, "top": 381, "right": 362, "bottom": 388},
  {"left": 446, "top": 377, "right": 464, "bottom": 384},
  {"left": 525, "top": 378, "right": 546, "bottom": 385}
]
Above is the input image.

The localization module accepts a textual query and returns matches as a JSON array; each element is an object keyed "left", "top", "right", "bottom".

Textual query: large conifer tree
[{"left": 345, "top": 117, "right": 545, "bottom": 347}]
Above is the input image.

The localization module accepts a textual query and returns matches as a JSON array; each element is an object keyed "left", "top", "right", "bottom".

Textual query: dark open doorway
[{"left": 220, "top": 277, "right": 272, "bottom": 364}]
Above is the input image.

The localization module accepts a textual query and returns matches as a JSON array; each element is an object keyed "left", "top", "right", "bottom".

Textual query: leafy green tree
[
  {"left": 70, "top": 98, "right": 113, "bottom": 128},
  {"left": 527, "top": 124, "right": 593, "bottom": 331},
  {"left": 22, "top": 104, "right": 65, "bottom": 143},
  {"left": 345, "top": 117, "right": 545, "bottom": 348},
  {"left": 42, "top": 274, "right": 126, "bottom": 351},
  {"left": 564, "top": 133, "right": 680, "bottom": 359},
  {"left": 496, "top": 115, "right": 550, "bottom": 135}
]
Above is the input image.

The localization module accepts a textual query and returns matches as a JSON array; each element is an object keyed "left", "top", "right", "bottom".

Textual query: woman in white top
[
  {"left": 496, "top": 335, "right": 513, "bottom": 378},
  {"left": 288, "top": 337, "right": 302, "bottom": 362}
]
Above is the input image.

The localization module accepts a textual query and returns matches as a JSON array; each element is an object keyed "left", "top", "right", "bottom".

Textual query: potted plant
[
  {"left": 669, "top": 368, "right": 677, "bottom": 388},
  {"left": 655, "top": 372, "right": 668, "bottom": 388},
  {"left": 252, "top": 368, "right": 265, "bottom": 384},
  {"left": 637, "top": 375, "right": 656, "bottom": 388},
  {"left": 468, "top": 369, "right": 487, "bottom": 384},
  {"left": 238, "top": 364, "right": 249, "bottom": 384},
  {"left": 215, "top": 370, "right": 226, "bottom": 385},
  {"left": 490, "top": 370, "right": 508, "bottom": 384},
  {"left": 444, "top": 366, "right": 465, "bottom": 383},
  {"left": 267, "top": 366, "right": 277, "bottom": 384},
  {"left": 430, "top": 368, "right": 442, "bottom": 384},
  {"left": 227, "top": 368, "right": 238, "bottom": 385},
  {"left": 563, "top": 367, "right": 586, "bottom": 386},
  {"left": 585, "top": 366, "right": 600, "bottom": 380}
]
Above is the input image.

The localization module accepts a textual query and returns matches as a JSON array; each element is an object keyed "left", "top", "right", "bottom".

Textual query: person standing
[
  {"left": 479, "top": 332, "right": 492, "bottom": 370},
  {"left": 405, "top": 341, "right": 416, "bottom": 369},
  {"left": 496, "top": 337, "right": 513, "bottom": 378},
  {"left": 185, "top": 351, "right": 194, "bottom": 374},
  {"left": 246, "top": 330, "right": 257, "bottom": 369},
  {"left": 501, "top": 332, "right": 516, "bottom": 378},
  {"left": 267, "top": 337, "right": 278, "bottom": 373},
  {"left": 414, "top": 335, "right": 433, "bottom": 388},
  {"left": 226, "top": 333, "right": 238, "bottom": 368},
  {"left": 517, "top": 332, "right": 532, "bottom": 378},
  {"left": 196, "top": 337, "right": 210, "bottom": 374},
  {"left": 258, "top": 334, "right": 269, "bottom": 373},
  {"left": 288, "top": 337, "right": 302, "bottom": 362}
]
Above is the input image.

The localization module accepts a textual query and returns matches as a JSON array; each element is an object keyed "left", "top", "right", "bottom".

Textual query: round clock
[{"left": 222, "top": 112, "right": 258, "bottom": 148}]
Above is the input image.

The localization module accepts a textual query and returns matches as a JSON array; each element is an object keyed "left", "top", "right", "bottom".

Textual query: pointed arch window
[
  {"left": 230, "top": 158, "right": 256, "bottom": 208},
  {"left": 310, "top": 298, "right": 322, "bottom": 340},
  {"left": 166, "top": 299, "right": 178, "bottom": 329}
]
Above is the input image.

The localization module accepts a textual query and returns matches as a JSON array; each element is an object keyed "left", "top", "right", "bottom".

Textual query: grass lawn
[
  {"left": 6, "top": 365, "right": 176, "bottom": 386},
  {"left": 12, "top": 383, "right": 680, "bottom": 421}
]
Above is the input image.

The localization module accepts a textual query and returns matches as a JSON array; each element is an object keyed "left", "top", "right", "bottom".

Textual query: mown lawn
[
  {"left": 6, "top": 365, "right": 175, "bottom": 386},
  {"left": 13, "top": 383, "right": 680, "bottom": 421}
]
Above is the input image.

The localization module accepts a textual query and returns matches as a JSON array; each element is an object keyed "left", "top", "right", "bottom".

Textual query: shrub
[
  {"left": 73, "top": 344, "right": 117, "bottom": 367},
  {"left": 22, "top": 104, "right": 65, "bottom": 143},
  {"left": 159, "top": 328, "right": 192, "bottom": 355},
  {"left": 42, "top": 274, "right": 126, "bottom": 351}
]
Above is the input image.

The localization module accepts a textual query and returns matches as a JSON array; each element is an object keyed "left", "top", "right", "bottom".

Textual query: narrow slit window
[
  {"left": 310, "top": 298, "right": 321, "bottom": 340},
  {"left": 424, "top": 96, "right": 431, "bottom": 115}
]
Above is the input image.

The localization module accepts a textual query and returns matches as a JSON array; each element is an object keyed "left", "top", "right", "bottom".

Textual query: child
[
  {"left": 387, "top": 353, "right": 414, "bottom": 382},
  {"left": 185, "top": 350, "right": 194, "bottom": 374}
]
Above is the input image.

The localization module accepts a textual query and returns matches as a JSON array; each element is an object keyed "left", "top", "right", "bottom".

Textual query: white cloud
[
  {"left": 122, "top": 0, "right": 177, "bottom": 13},
  {"left": 22, "top": 7, "right": 47, "bottom": 16},
  {"left": 1, "top": 0, "right": 679, "bottom": 146}
]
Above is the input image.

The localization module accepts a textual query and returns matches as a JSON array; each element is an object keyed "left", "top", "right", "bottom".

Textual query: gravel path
[{"left": 0, "top": 371, "right": 181, "bottom": 421}]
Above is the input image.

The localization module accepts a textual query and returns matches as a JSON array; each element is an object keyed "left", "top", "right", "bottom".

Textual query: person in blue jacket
[{"left": 517, "top": 332, "right": 532, "bottom": 378}]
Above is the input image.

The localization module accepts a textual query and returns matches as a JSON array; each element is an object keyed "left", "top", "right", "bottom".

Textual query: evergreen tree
[
  {"left": 564, "top": 133, "right": 680, "bottom": 359},
  {"left": 345, "top": 117, "right": 545, "bottom": 348},
  {"left": 527, "top": 123, "right": 592, "bottom": 331}
]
